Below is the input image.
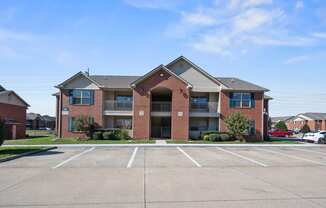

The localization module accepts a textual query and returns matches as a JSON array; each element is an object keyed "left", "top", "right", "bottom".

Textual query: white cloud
[
  {"left": 233, "top": 8, "right": 283, "bottom": 33},
  {"left": 181, "top": 11, "right": 217, "bottom": 26},
  {"left": 312, "top": 32, "right": 326, "bottom": 39},
  {"left": 295, "top": 1, "right": 304, "bottom": 10},
  {"left": 229, "top": 0, "right": 273, "bottom": 9},
  {"left": 284, "top": 55, "right": 310, "bottom": 64},
  {"left": 248, "top": 36, "right": 316, "bottom": 47},
  {"left": 191, "top": 33, "right": 232, "bottom": 56}
]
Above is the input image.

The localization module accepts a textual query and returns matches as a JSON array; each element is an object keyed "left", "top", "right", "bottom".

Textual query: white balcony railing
[
  {"left": 190, "top": 101, "right": 218, "bottom": 113},
  {"left": 104, "top": 100, "right": 132, "bottom": 111}
]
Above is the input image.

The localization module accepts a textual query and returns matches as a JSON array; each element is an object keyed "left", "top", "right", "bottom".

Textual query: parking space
[{"left": 1, "top": 145, "right": 326, "bottom": 207}]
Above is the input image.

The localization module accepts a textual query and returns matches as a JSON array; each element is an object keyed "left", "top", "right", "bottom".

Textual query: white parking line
[
  {"left": 216, "top": 147, "right": 268, "bottom": 167},
  {"left": 291, "top": 148, "right": 326, "bottom": 156},
  {"left": 260, "top": 148, "right": 326, "bottom": 166},
  {"left": 52, "top": 147, "right": 95, "bottom": 169},
  {"left": 127, "top": 147, "right": 138, "bottom": 168},
  {"left": 177, "top": 147, "right": 201, "bottom": 167}
]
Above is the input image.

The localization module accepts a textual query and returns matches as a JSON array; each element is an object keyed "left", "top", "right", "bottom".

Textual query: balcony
[
  {"left": 190, "top": 101, "right": 219, "bottom": 117},
  {"left": 151, "top": 101, "right": 171, "bottom": 117},
  {"left": 103, "top": 100, "right": 133, "bottom": 116}
]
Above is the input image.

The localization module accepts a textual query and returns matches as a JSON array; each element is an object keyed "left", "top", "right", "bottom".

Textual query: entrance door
[{"left": 151, "top": 117, "right": 171, "bottom": 139}]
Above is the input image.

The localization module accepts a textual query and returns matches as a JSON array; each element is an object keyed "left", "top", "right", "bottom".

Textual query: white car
[{"left": 303, "top": 131, "right": 326, "bottom": 143}]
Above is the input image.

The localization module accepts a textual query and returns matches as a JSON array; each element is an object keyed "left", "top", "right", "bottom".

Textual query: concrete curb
[
  {"left": 0, "top": 147, "right": 57, "bottom": 163},
  {"left": 2, "top": 143, "right": 324, "bottom": 148}
]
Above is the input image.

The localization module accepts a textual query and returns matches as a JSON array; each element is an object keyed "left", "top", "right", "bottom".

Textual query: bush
[
  {"left": 301, "top": 124, "right": 311, "bottom": 134},
  {"left": 92, "top": 131, "right": 103, "bottom": 140},
  {"left": 203, "top": 135, "right": 210, "bottom": 141},
  {"left": 220, "top": 134, "right": 231, "bottom": 141},
  {"left": 201, "top": 131, "right": 219, "bottom": 139},
  {"left": 113, "top": 129, "right": 130, "bottom": 140},
  {"left": 208, "top": 134, "right": 221, "bottom": 142},
  {"left": 275, "top": 121, "right": 288, "bottom": 131},
  {"left": 102, "top": 131, "right": 113, "bottom": 140}
]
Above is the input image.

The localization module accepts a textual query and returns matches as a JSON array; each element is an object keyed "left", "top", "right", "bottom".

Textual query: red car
[{"left": 268, "top": 130, "right": 293, "bottom": 137}]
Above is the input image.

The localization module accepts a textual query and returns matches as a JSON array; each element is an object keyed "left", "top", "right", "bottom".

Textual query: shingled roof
[
  {"left": 216, "top": 77, "right": 269, "bottom": 92},
  {"left": 299, "top": 113, "right": 326, "bottom": 120}
]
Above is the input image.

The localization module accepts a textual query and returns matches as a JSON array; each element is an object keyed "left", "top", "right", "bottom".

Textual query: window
[
  {"left": 68, "top": 116, "right": 94, "bottom": 132},
  {"left": 115, "top": 117, "right": 132, "bottom": 129},
  {"left": 230, "top": 92, "right": 255, "bottom": 108},
  {"left": 191, "top": 97, "right": 209, "bottom": 111},
  {"left": 190, "top": 118, "right": 208, "bottom": 131},
  {"left": 69, "top": 90, "right": 94, "bottom": 105},
  {"left": 116, "top": 95, "right": 133, "bottom": 110}
]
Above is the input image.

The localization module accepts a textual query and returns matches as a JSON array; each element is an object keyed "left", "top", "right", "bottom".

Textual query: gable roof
[
  {"left": 216, "top": 77, "right": 269, "bottom": 92},
  {"left": 130, "top": 64, "right": 193, "bottom": 88},
  {"left": 90, "top": 75, "right": 139, "bottom": 89},
  {"left": 55, "top": 71, "right": 103, "bottom": 89},
  {"left": 166, "top": 56, "right": 227, "bottom": 89},
  {"left": 0, "top": 85, "right": 5, "bottom": 92},
  {"left": 0, "top": 90, "right": 30, "bottom": 107},
  {"left": 271, "top": 116, "right": 294, "bottom": 123},
  {"left": 298, "top": 113, "right": 326, "bottom": 120}
]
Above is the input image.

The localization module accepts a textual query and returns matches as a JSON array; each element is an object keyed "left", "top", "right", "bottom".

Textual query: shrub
[
  {"left": 301, "top": 124, "right": 311, "bottom": 134},
  {"left": 102, "top": 131, "right": 113, "bottom": 140},
  {"left": 113, "top": 129, "right": 130, "bottom": 140},
  {"left": 92, "top": 131, "right": 103, "bottom": 140},
  {"left": 208, "top": 134, "right": 221, "bottom": 142},
  {"left": 220, "top": 134, "right": 230, "bottom": 141},
  {"left": 275, "top": 121, "right": 288, "bottom": 131},
  {"left": 203, "top": 135, "right": 210, "bottom": 141},
  {"left": 201, "top": 131, "right": 219, "bottom": 139},
  {"left": 225, "top": 112, "right": 249, "bottom": 142}
]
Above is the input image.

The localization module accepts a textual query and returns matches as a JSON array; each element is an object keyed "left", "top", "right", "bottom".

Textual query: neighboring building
[
  {"left": 0, "top": 85, "right": 29, "bottom": 139},
  {"left": 271, "top": 116, "right": 294, "bottom": 128},
  {"left": 26, "top": 113, "right": 56, "bottom": 130},
  {"left": 54, "top": 56, "right": 271, "bottom": 141},
  {"left": 286, "top": 113, "right": 326, "bottom": 132}
]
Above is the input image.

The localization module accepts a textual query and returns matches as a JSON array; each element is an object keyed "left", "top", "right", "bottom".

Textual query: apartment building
[{"left": 55, "top": 56, "right": 271, "bottom": 141}]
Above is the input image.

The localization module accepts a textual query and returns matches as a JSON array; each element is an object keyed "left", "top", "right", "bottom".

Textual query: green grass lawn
[
  {"left": 0, "top": 146, "right": 44, "bottom": 159},
  {"left": 167, "top": 140, "right": 303, "bottom": 144},
  {"left": 4, "top": 136, "right": 155, "bottom": 145}
]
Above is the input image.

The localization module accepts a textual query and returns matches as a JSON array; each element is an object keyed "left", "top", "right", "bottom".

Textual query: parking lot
[{"left": 1, "top": 146, "right": 326, "bottom": 208}]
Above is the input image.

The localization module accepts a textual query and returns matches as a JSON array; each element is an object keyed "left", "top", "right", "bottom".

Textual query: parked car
[
  {"left": 268, "top": 129, "right": 293, "bottom": 137},
  {"left": 303, "top": 131, "right": 326, "bottom": 143}
]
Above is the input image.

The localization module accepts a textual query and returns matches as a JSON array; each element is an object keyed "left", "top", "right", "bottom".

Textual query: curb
[
  {"left": 2, "top": 143, "right": 324, "bottom": 148},
  {"left": 0, "top": 147, "right": 57, "bottom": 163}
]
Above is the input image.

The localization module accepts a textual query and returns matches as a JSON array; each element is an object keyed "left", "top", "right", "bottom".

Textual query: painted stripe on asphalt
[
  {"left": 52, "top": 147, "right": 95, "bottom": 169},
  {"left": 260, "top": 148, "right": 326, "bottom": 166},
  {"left": 127, "top": 147, "right": 138, "bottom": 168},
  {"left": 216, "top": 147, "right": 268, "bottom": 167},
  {"left": 177, "top": 147, "right": 201, "bottom": 167},
  {"left": 291, "top": 148, "right": 326, "bottom": 156}
]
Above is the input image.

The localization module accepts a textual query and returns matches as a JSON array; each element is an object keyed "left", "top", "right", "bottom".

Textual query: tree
[
  {"left": 301, "top": 124, "right": 311, "bottom": 134},
  {"left": 0, "top": 117, "right": 5, "bottom": 146},
  {"left": 225, "top": 112, "right": 249, "bottom": 142},
  {"left": 73, "top": 115, "right": 95, "bottom": 138},
  {"left": 275, "top": 121, "right": 288, "bottom": 131}
]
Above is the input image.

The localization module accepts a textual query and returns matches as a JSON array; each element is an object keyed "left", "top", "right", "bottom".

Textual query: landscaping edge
[{"left": 0, "top": 147, "right": 58, "bottom": 163}]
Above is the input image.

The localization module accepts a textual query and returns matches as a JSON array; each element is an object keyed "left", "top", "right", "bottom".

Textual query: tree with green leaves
[
  {"left": 301, "top": 124, "right": 311, "bottom": 134},
  {"left": 225, "top": 112, "right": 249, "bottom": 142},
  {"left": 275, "top": 121, "right": 288, "bottom": 131},
  {"left": 0, "top": 117, "right": 5, "bottom": 146},
  {"left": 73, "top": 115, "right": 95, "bottom": 138}
]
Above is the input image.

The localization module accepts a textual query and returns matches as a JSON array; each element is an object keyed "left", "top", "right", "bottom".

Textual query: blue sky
[{"left": 0, "top": 0, "right": 326, "bottom": 117}]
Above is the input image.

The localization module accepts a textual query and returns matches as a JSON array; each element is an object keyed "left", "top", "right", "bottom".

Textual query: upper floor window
[
  {"left": 229, "top": 92, "right": 255, "bottom": 108},
  {"left": 69, "top": 90, "right": 94, "bottom": 105}
]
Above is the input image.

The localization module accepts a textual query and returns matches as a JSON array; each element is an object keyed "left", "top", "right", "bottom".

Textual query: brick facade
[
  {"left": 0, "top": 103, "right": 27, "bottom": 139},
  {"left": 287, "top": 119, "right": 326, "bottom": 132},
  {"left": 133, "top": 69, "right": 189, "bottom": 140},
  {"left": 219, "top": 91, "right": 264, "bottom": 141},
  {"left": 59, "top": 89, "right": 103, "bottom": 138}
]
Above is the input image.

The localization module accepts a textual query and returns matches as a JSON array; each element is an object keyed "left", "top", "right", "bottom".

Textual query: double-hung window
[
  {"left": 230, "top": 92, "right": 255, "bottom": 108},
  {"left": 69, "top": 90, "right": 94, "bottom": 105}
]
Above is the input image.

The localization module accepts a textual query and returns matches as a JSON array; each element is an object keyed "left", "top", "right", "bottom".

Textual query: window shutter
[
  {"left": 90, "top": 91, "right": 94, "bottom": 105},
  {"left": 229, "top": 93, "right": 234, "bottom": 108},
  {"left": 251, "top": 93, "right": 255, "bottom": 108},
  {"left": 69, "top": 90, "right": 73, "bottom": 105}
]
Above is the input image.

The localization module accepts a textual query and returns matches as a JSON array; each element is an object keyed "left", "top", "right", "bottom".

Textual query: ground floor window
[
  {"left": 114, "top": 117, "right": 132, "bottom": 129},
  {"left": 68, "top": 116, "right": 94, "bottom": 132},
  {"left": 248, "top": 120, "right": 256, "bottom": 136}
]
